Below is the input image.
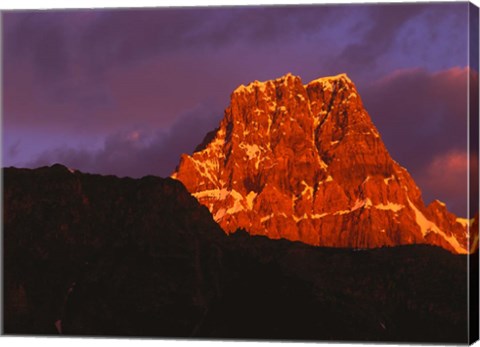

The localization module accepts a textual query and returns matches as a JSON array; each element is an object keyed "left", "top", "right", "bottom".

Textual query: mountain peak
[
  {"left": 306, "top": 72, "right": 358, "bottom": 99},
  {"left": 173, "top": 73, "right": 469, "bottom": 254},
  {"left": 232, "top": 73, "right": 354, "bottom": 96},
  {"left": 232, "top": 73, "right": 302, "bottom": 96},
  {"left": 307, "top": 72, "right": 352, "bottom": 85}
]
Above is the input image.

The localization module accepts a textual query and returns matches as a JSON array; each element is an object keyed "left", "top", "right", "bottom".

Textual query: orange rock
[{"left": 172, "top": 73, "right": 470, "bottom": 254}]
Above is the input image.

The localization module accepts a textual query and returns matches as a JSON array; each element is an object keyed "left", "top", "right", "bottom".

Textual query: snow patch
[
  {"left": 226, "top": 200, "right": 244, "bottom": 215},
  {"left": 334, "top": 210, "right": 351, "bottom": 215},
  {"left": 323, "top": 82, "right": 334, "bottom": 92},
  {"left": 351, "top": 199, "right": 365, "bottom": 211},
  {"left": 194, "top": 188, "right": 251, "bottom": 217},
  {"left": 375, "top": 202, "right": 404, "bottom": 212},
  {"left": 239, "top": 143, "right": 262, "bottom": 169},
  {"left": 318, "top": 158, "right": 329, "bottom": 170},
  {"left": 239, "top": 143, "right": 261, "bottom": 160},
  {"left": 214, "top": 208, "right": 227, "bottom": 222},
  {"left": 346, "top": 198, "right": 373, "bottom": 212},
  {"left": 313, "top": 111, "right": 326, "bottom": 128},
  {"left": 230, "top": 189, "right": 243, "bottom": 202},
  {"left": 267, "top": 116, "right": 273, "bottom": 135},
  {"left": 407, "top": 198, "right": 467, "bottom": 254},
  {"left": 190, "top": 157, "right": 219, "bottom": 185},
  {"left": 193, "top": 189, "right": 229, "bottom": 200},
  {"left": 456, "top": 218, "right": 473, "bottom": 228},
  {"left": 260, "top": 214, "right": 274, "bottom": 223},
  {"left": 300, "top": 180, "right": 314, "bottom": 198},
  {"left": 209, "top": 136, "right": 225, "bottom": 149},
  {"left": 234, "top": 80, "right": 270, "bottom": 94},
  {"left": 293, "top": 213, "right": 308, "bottom": 223},
  {"left": 257, "top": 81, "right": 267, "bottom": 93},
  {"left": 307, "top": 74, "right": 352, "bottom": 92},
  {"left": 383, "top": 175, "right": 395, "bottom": 185},
  {"left": 246, "top": 191, "right": 257, "bottom": 210},
  {"left": 311, "top": 213, "right": 329, "bottom": 219},
  {"left": 196, "top": 188, "right": 252, "bottom": 216}
]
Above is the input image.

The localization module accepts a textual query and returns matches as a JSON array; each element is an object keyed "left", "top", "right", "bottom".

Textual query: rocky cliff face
[{"left": 173, "top": 73, "right": 471, "bottom": 253}]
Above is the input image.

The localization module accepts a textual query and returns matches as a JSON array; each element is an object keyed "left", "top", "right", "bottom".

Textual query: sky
[{"left": 2, "top": 2, "right": 476, "bottom": 216}]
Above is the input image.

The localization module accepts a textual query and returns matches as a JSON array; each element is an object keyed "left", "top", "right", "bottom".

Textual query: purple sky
[{"left": 2, "top": 3, "right": 475, "bottom": 215}]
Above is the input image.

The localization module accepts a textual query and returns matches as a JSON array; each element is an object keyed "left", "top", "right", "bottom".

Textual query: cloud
[
  {"left": 330, "top": 3, "right": 468, "bottom": 79},
  {"left": 7, "top": 140, "right": 21, "bottom": 159},
  {"left": 3, "top": 6, "right": 335, "bottom": 80},
  {"left": 362, "top": 66, "right": 468, "bottom": 169},
  {"left": 3, "top": 4, "right": 468, "bottom": 135},
  {"left": 333, "top": 4, "right": 424, "bottom": 71},
  {"left": 28, "top": 101, "right": 223, "bottom": 178},
  {"left": 2, "top": 6, "right": 337, "bottom": 134},
  {"left": 360, "top": 66, "right": 473, "bottom": 215},
  {"left": 416, "top": 150, "right": 476, "bottom": 216}
]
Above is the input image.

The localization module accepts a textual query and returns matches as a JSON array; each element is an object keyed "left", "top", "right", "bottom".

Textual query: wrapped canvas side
[{"left": 468, "top": 2, "right": 479, "bottom": 344}]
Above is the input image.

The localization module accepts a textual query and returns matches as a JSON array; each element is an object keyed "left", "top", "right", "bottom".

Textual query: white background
[{"left": 1, "top": 0, "right": 479, "bottom": 346}]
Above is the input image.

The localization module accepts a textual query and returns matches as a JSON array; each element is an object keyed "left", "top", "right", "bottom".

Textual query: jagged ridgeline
[{"left": 173, "top": 73, "right": 473, "bottom": 254}]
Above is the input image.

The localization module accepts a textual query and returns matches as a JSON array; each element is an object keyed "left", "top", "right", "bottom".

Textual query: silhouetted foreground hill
[{"left": 3, "top": 165, "right": 469, "bottom": 343}]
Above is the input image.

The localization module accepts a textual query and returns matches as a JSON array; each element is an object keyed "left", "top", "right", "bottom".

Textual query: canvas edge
[{"left": 468, "top": 1, "right": 480, "bottom": 345}]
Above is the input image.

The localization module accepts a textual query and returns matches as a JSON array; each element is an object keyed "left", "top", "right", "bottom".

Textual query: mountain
[
  {"left": 3, "top": 165, "right": 471, "bottom": 342},
  {"left": 3, "top": 165, "right": 226, "bottom": 335},
  {"left": 173, "top": 73, "right": 471, "bottom": 254}
]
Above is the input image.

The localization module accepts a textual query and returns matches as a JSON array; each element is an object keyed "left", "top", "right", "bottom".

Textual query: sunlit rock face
[{"left": 173, "top": 73, "right": 470, "bottom": 254}]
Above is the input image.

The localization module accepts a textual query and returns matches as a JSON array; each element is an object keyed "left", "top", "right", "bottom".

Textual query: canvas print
[{"left": 2, "top": 1, "right": 479, "bottom": 344}]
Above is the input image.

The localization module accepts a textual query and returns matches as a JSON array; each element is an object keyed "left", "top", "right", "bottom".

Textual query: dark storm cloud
[
  {"left": 363, "top": 67, "right": 468, "bottom": 169},
  {"left": 2, "top": 6, "right": 337, "bottom": 132},
  {"left": 3, "top": 4, "right": 467, "bottom": 132},
  {"left": 417, "top": 150, "right": 472, "bottom": 216},
  {"left": 4, "top": 6, "right": 335, "bottom": 78},
  {"left": 7, "top": 140, "right": 21, "bottom": 159},
  {"left": 29, "top": 101, "right": 223, "bottom": 178},
  {"left": 333, "top": 4, "right": 425, "bottom": 71},
  {"left": 4, "top": 12, "right": 88, "bottom": 82},
  {"left": 330, "top": 2, "right": 468, "bottom": 78},
  {"left": 361, "top": 67, "right": 470, "bottom": 215}
]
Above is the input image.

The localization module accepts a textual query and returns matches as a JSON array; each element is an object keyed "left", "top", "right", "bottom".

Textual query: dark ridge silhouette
[{"left": 3, "top": 165, "right": 469, "bottom": 343}]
